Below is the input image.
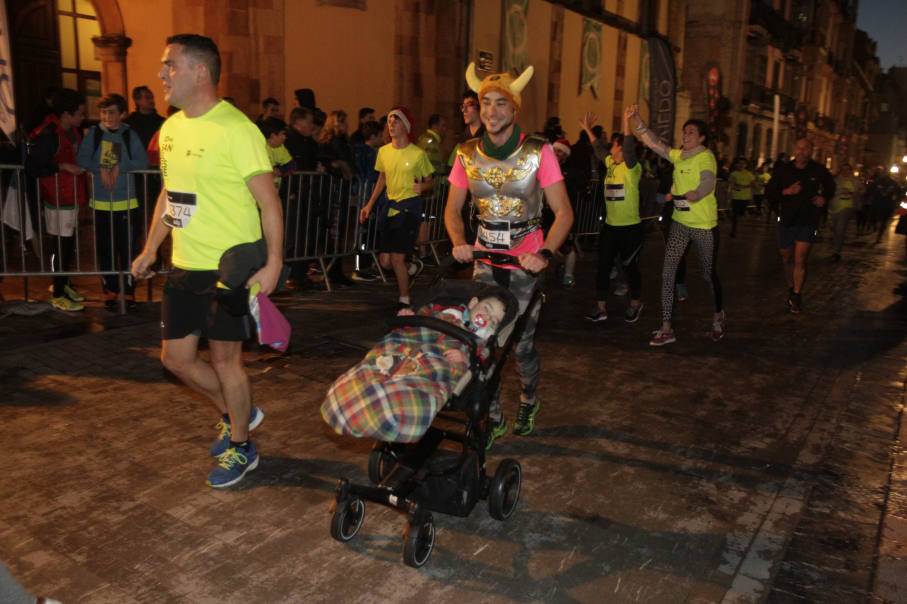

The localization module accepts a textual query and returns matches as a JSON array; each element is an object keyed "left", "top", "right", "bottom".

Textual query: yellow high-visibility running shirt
[
  {"left": 669, "top": 147, "right": 718, "bottom": 229},
  {"left": 160, "top": 100, "right": 272, "bottom": 270}
]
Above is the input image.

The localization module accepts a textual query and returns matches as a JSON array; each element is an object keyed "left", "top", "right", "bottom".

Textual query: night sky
[{"left": 856, "top": 0, "right": 907, "bottom": 70}]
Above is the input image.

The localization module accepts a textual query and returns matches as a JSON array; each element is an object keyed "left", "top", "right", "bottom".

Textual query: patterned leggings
[
  {"left": 662, "top": 222, "right": 722, "bottom": 323},
  {"left": 474, "top": 261, "right": 541, "bottom": 417}
]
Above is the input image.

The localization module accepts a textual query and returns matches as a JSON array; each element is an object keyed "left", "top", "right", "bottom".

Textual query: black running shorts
[
  {"left": 378, "top": 211, "right": 420, "bottom": 254},
  {"left": 161, "top": 269, "right": 251, "bottom": 341}
]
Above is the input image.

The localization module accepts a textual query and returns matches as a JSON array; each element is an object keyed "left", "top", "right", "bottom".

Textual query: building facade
[
  {"left": 682, "top": 0, "right": 879, "bottom": 171},
  {"left": 8, "top": 0, "right": 689, "bottom": 153}
]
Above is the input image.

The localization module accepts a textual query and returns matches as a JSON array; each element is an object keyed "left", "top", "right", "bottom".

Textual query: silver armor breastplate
[{"left": 457, "top": 136, "right": 546, "bottom": 224}]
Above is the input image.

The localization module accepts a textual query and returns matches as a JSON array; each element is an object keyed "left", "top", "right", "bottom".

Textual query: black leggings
[{"left": 595, "top": 222, "right": 643, "bottom": 301}]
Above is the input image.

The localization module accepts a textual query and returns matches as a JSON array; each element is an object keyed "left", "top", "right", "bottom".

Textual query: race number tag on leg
[
  {"left": 163, "top": 191, "right": 197, "bottom": 228},
  {"left": 478, "top": 222, "right": 511, "bottom": 250}
]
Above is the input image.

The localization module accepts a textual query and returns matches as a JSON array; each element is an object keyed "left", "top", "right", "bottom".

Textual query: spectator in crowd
[
  {"left": 25, "top": 86, "right": 60, "bottom": 133},
  {"left": 259, "top": 117, "right": 295, "bottom": 190},
  {"left": 285, "top": 106, "right": 320, "bottom": 172},
  {"left": 446, "top": 90, "right": 486, "bottom": 247},
  {"left": 255, "top": 97, "right": 281, "bottom": 127},
  {"left": 123, "top": 85, "right": 166, "bottom": 149},
  {"left": 25, "top": 88, "right": 88, "bottom": 312},
  {"left": 417, "top": 113, "right": 447, "bottom": 175},
  {"left": 353, "top": 120, "right": 383, "bottom": 187},
  {"left": 77, "top": 92, "right": 149, "bottom": 311},
  {"left": 318, "top": 110, "right": 355, "bottom": 180},
  {"left": 351, "top": 120, "right": 385, "bottom": 282},
  {"left": 350, "top": 106, "right": 377, "bottom": 146}
]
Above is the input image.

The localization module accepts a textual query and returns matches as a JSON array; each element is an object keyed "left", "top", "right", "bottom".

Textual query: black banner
[{"left": 647, "top": 36, "right": 676, "bottom": 146}]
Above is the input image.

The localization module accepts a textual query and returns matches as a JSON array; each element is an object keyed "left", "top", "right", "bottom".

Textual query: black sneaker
[
  {"left": 393, "top": 302, "right": 412, "bottom": 313},
  {"left": 624, "top": 302, "right": 644, "bottom": 324},
  {"left": 513, "top": 399, "right": 541, "bottom": 436},
  {"left": 585, "top": 309, "right": 607, "bottom": 322},
  {"left": 789, "top": 292, "right": 802, "bottom": 314}
]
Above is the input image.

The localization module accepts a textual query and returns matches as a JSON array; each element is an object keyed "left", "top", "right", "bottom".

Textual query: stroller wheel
[
  {"left": 402, "top": 511, "right": 435, "bottom": 567},
  {"left": 488, "top": 459, "right": 521, "bottom": 521},
  {"left": 330, "top": 496, "right": 365, "bottom": 542},
  {"left": 368, "top": 444, "right": 395, "bottom": 484}
]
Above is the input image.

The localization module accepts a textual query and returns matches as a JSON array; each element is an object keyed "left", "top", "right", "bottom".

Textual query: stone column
[{"left": 92, "top": 34, "right": 133, "bottom": 97}]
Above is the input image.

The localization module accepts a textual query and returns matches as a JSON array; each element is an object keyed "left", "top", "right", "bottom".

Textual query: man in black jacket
[{"left": 766, "top": 138, "right": 835, "bottom": 314}]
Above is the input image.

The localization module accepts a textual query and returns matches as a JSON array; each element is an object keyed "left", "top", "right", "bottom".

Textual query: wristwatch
[{"left": 538, "top": 249, "right": 553, "bottom": 260}]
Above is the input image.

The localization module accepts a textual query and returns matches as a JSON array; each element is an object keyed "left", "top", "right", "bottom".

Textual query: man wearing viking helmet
[{"left": 444, "top": 62, "right": 574, "bottom": 448}]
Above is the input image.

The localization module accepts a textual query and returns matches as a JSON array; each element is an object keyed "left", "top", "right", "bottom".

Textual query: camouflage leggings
[{"left": 474, "top": 261, "right": 542, "bottom": 417}]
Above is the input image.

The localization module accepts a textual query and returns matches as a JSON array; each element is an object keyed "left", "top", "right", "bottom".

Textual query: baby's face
[{"left": 469, "top": 297, "right": 506, "bottom": 330}]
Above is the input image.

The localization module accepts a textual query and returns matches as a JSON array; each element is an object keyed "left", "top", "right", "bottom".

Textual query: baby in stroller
[
  {"left": 323, "top": 264, "right": 531, "bottom": 568},
  {"left": 321, "top": 282, "right": 513, "bottom": 443}
]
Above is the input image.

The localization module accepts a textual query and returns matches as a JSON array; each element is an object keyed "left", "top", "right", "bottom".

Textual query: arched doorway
[{"left": 8, "top": 0, "right": 127, "bottom": 130}]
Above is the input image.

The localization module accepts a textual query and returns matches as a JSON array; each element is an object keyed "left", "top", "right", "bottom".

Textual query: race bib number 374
[{"left": 163, "top": 191, "right": 197, "bottom": 229}]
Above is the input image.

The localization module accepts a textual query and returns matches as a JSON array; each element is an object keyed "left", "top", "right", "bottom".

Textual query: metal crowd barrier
[
  {"left": 0, "top": 164, "right": 161, "bottom": 313},
  {"left": 1, "top": 163, "right": 734, "bottom": 308}
]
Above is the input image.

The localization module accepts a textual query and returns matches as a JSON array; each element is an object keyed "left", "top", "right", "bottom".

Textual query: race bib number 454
[
  {"left": 478, "top": 223, "right": 511, "bottom": 249},
  {"left": 163, "top": 191, "right": 197, "bottom": 229}
]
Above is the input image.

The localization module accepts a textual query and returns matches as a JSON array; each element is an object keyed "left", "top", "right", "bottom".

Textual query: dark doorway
[{"left": 8, "top": 0, "right": 61, "bottom": 133}]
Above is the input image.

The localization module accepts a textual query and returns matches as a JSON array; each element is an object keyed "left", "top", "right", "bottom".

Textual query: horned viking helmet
[{"left": 465, "top": 62, "right": 534, "bottom": 111}]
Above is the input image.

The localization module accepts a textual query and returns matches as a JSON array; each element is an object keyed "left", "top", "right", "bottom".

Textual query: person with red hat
[
  {"left": 359, "top": 107, "right": 435, "bottom": 310},
  {"left": 444, "top": 63, "right": 574, "bottom": 447}
]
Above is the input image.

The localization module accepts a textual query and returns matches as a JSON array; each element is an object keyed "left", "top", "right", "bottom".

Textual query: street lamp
[{"left": 892, "top": 165, "right": 900, "bottom": 174}]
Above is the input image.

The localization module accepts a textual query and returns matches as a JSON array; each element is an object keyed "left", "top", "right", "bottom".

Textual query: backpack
[{"left": 90, "top": 125, "right": 133, "bottom": 161}]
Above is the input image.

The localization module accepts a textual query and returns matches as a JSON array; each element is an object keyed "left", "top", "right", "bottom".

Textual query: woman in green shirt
[{"left": 627, "top": 105, "right": 726, "bottom": 346}]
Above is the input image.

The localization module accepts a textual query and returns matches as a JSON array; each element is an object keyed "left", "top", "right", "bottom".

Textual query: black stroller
[{"left": 327, "top": 251, "right": 542, "bottom": 567}]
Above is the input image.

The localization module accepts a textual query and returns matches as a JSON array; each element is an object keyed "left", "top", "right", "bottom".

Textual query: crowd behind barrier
[{"left": 0, "top": 165, "right": 733, "bottom": 305}]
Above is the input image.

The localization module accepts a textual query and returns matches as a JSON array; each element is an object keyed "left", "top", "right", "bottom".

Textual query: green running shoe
[
  {"left": 485, "top": 417, "right": 508, "bottom": 450},
  {"left": 513, "top": 398, "right": 541, "bottom": 436}
]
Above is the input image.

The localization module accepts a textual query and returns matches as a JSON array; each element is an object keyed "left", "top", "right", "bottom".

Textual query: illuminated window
[{"left": 57, "top": 0, "right": 102, "bottom": 119}]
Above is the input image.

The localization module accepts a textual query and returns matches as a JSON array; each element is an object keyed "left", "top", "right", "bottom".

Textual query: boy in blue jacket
[{"left": 77, "top": 93, "right": 149, "bottom": 310}]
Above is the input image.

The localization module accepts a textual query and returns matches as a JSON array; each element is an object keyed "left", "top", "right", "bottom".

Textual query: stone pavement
[{"left": 1, "top": 214, "right": 905, "bottom": 603}]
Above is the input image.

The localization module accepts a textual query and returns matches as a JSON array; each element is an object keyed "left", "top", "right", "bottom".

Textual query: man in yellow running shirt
[{"left": 132, "top": 34, "right": 284, "bottom": 488}]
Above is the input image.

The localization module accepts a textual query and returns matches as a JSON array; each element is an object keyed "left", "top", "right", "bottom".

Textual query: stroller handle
[{"left": 437, "top": 249, "right": 537, "bottom": 276}]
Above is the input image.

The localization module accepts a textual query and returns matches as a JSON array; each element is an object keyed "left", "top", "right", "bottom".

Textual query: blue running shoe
[
  {"left": 210, "top": 406, "right": 265, "bottom": 457},
  {"left": 207, "top": 442, "right": 259, "bottom": 488}
]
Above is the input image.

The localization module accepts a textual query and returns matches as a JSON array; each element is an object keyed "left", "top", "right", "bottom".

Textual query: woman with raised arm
[{"left": 628, "top": 104, "right": 726, "bottom": 346}]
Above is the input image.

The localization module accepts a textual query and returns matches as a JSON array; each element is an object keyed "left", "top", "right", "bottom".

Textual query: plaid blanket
[{"left": 321, "top": 326, "right": 468, "bottom": 443}]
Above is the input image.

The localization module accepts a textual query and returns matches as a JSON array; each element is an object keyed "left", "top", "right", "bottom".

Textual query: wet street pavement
[{"left": 1, "top": 213, "right": 906, "bottom": 603}]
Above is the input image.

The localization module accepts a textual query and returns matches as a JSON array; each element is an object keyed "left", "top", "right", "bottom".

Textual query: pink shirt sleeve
[
  {"left": 448, "top": 155, "right": 468, "bottom": 189},
  {"left": 537, "top": 143, "right": 564, "bottom": 188}
]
